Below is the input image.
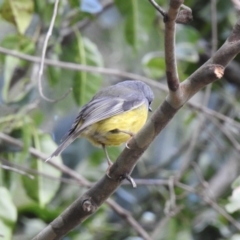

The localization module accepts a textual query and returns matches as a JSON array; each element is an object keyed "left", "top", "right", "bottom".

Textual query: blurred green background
[{"left": 1, "top": 0, "right": 240, "bottom": 239}]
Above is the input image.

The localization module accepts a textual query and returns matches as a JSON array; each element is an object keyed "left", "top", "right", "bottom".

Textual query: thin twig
[
  {"left": 191, "top": 162, "right": 209, "bottom": 190},
  {"left": 178, "top": 182, "right": 240, "bottom": 231},
  {"left": 191, "top": 161, "right": 240, "bottom": 230},
  {"left": 0, "top": 164, "right": 34, "bottom": 179},
  {"left": 145, "top": 137, "right": 191, "bottom": 176},
  {"left": 208, "top": 116, "right": 240, "bottom": 152},
  {"left": 177, "top": 60, "right": 213, "bottom": 177},
  {"left": 0, "top": 133, "right": 152, "bottom": 240},
  {"left": 188, "top": 101, "right": 240, "bottom": 131},
  {"left": 148, "top": 0, "right": 167, "bottom": 18},
  {"left": 0, "top": 132, "right": 89, "bottom": 186},
  {"left": 0, "top": 156, "right": 186, "bottom": 188},
  {"left": 2, "top": 133, "right": 239, "bottom": 232},
  {"left": 176, "top": 115, "right": 205, "bottom": 179},
  {"left": 151, "top": 205, "right": 183, "bottom": 239},
  {"left": 176, "top": 0, "right": 219, "bottom": 178},
  {"left": 164, "top": 177, "right": 177, "bottom": 217},
  {"left": 2, "top": 47, "right": 240, "bottom": 132},
  {"left": 0, "top": 157, "right": 80, "bottom": 185},
  {"left": 203, "top": 195, "right": 240, "bottom": 230},
  {"left": 107, "top": 199, "right": 153, "bottom": 240},
  {"left": 38, "top": 0, "right": 72, "bottom": 102},
  {"left": 0, "top": 46, "right": 167, "bottom": 92}
]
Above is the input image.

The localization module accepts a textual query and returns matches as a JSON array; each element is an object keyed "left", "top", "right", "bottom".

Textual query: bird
[{"left": 46, "top": 80, "right": 154, "bottom": 174}]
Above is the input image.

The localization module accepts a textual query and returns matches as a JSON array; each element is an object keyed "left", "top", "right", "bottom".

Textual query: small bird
[{"left": 46, "top": 80, "right": 154, "bottom": 173}]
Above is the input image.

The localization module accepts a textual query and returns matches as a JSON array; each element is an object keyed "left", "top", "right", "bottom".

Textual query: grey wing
[
  {"left": 70, "top": 92, "right": 146, "bottom": 134},
  {"left": 49, "top": 92, "right": 146, "bottom": 159}
]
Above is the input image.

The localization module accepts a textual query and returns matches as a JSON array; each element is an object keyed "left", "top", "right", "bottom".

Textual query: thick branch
[
  {"left": 0, "top": 133, "right": 152, "bottom": 240},
  {"left": 31, "top": 16, "right": 240, "bottom": 239},
  {"left": 168, "top": 18, "right": 240, "bottom": 108}
]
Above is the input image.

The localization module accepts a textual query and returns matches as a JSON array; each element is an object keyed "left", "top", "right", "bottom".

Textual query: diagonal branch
[
  {"left": 31, "top": 13, "right": 240, "bottom": 239},
  {"left": 0, "top": 133, "right": 152, "bottom": 240},
  {"left": 1, "top": 133, "right": 239, "bottom": 235}
]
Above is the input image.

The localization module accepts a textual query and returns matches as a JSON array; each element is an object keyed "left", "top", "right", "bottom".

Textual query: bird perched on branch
[{"left": 46, "top": 80, "right": 154, "bottom": 175}]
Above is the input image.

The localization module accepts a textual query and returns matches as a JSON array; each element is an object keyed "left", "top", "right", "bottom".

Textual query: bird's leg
[
  {"left": 115, "top": 130, "right": 137, "bottom": 188},
  {"left": 102, "top": 143, "right": 137, "bottom": 188},
  {"left": 102, "top": 144, "right": 113, "bottom": 178},
  {"left": 116, "top": 130, "right": 135, "bottom": 149}
]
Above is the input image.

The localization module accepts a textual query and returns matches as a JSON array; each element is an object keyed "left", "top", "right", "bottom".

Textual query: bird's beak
[{"left": 148, "top": 106, "right": 152, "bottom": 112}]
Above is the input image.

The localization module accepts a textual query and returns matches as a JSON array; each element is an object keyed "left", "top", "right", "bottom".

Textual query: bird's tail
[{"left": 45, "top": 134, "right": 78, "bottom": 162}]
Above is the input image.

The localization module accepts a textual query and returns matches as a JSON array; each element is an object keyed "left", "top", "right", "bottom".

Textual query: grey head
[{"left": 116, "top": 80, "right": 154, "bottom": 111}]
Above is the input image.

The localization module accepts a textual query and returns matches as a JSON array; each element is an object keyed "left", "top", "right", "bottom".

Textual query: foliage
[{"left": 0, "top": 0, "right": 240, "bottom": 239}]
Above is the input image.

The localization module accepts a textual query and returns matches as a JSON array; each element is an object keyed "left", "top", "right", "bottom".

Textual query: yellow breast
[{"left": 82, "top": 104, "right": 148, "bottom": 146}]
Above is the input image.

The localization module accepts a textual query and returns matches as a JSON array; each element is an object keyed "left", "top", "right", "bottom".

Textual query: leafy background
[{"left": 0, "top": 0, "right": 240, "bottom": 239}]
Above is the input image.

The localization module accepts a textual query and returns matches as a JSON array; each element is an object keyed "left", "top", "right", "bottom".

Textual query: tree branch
[
  {"left": 30, "top": 8, "right": 240, "bottom": 239},
  {"left": 148, "top": 0, "right": 167, "bottom": 19},
  {"left": 2, "top": 133, "right": 239, "bottom": 235},
  {"left": 164, "top": 0, "right": 183, "bottom": 92},
  {"left": 1, "top": 46, "right": 239, "bottom": 131},
  {"left": 0, "top": 46, "right": 167, "bottom": 92},
  {"left": 0, "top": 133, "right": 151, "bottom": 240}
]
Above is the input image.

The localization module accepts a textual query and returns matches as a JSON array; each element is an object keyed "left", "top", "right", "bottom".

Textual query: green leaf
[
  {"left": 2, "top": 56, "right": 19, "bottom": 103},
  {"left": 0, "top": 106, "right": 34, "bottom": 133},
  {"left": 1, "top": 35, "right": 34, "bottom": 103},
  {"left": 47, "top": 66, "right": 62, "bottom": 87},
  {"left": 176, "top": 25, "right": 200, "bottom": 44},
  {"left": 0, "top": 0, "right": 34, "bottom": 34},
  {"left": 19, "top": 117, "right": 32, "bottom": 162},
  {"left": 46, "top": 44, "right": 62, "bottom": 87},
  {"left": 183, "top": 112, "right": 197, "bottom": 126},
  {"left": 115, "top": 0, "right": 155, "bottom": 48},
  {"left": 125, "top": 0, "right": 138, "bottom": 48},
  {"left": 68, "top": 0, "right": 80, "bottom": 8},
  {"left": 73, "top": 30, "right": 87, "bottom": 106},
  {"left": 22, "top": 131, "right": 62, "bottom": 207},
  {"left": 0, "top": 34, "right": 35, "bottom": 54},
  {"left": 0, "top": 187, "right": 17, "bottom": 240},
  {"left": 142, "top": 52, "right": 165, "bottom": 79},
  {"left": 63, "top": 32, "right": 103, "bottom": 106}
]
